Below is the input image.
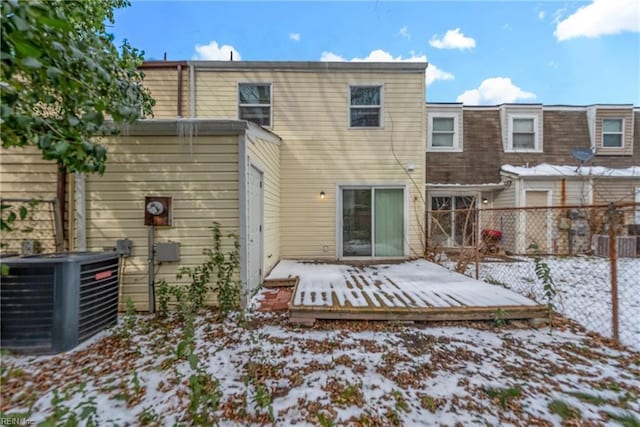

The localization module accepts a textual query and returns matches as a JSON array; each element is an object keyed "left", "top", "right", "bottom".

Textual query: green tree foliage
[{"left": 1, "top": 0, "right": 155, "bottom": 174}]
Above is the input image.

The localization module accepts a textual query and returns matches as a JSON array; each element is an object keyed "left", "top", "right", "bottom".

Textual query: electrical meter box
[{"left": 144, "top": 196, "right": 172, "bottom": 226}]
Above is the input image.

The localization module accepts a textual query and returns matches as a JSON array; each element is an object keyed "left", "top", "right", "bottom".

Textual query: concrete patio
[{"left": 264, "top": 260, "right": 548, "bottom": 324}]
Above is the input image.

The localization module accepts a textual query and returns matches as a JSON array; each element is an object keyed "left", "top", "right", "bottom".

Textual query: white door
[{"left": 248, "top": 165, "right": 263, "bottom": 292}]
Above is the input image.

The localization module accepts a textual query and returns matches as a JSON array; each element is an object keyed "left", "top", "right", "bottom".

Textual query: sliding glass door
[
  {"left": 342, "top": 187, "right": 404, "bottom": 257},
  {"left": 342, "top": 189, "right": 372, "bottom": 256}
]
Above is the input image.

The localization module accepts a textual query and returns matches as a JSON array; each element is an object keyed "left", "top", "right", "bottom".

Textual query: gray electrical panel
[
  {"left": 155, "top": 242, "right": 180, "bottom": 262},
  {"left": 116, "top": 239, "right": 132, "bottom": 257}
]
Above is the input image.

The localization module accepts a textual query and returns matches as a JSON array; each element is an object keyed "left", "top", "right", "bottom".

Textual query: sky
[{"left": 111, "top": 0, "right": 640, "bottom": 106}]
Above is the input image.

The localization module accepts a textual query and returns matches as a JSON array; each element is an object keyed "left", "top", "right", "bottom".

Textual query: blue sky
[{"left": 111, "top": 0, "right": 640, "bottom": 105}]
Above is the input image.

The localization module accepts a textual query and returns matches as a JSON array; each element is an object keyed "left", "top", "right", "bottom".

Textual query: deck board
[{"left": 266, "top": 260, "right": 548, "bottom": 323}]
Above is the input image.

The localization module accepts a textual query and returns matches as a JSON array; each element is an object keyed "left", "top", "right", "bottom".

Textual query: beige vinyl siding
[
  {"left": 142, "top": 67, "right": 190, "bottom": 118},
  {"left": 246, "top": 133, "right": 280, "bottom": 275},
  {"left": 549, "top": 178, "right": 590, "bottom": 206},
  {"left": 592, "top": 178, "right": 640, "bottom": 204},
  {"left": 194, "top": 68, "right": 426, "bottom": 259},
  {"left": 85, "top": 135, "right": 239, "bottom": 311},
  {"left": 0, "top": 147, "right": 59, "bottom": 253},
  {"left": 595, "top": 108, "right": 634, "bottom": 156},
  {"left": 492, "top": 181, "right": 516, "bottom": 209}
]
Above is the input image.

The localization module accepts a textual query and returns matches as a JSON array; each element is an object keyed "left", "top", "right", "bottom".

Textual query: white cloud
[
  {"left": 554, "top": 0, "right": 640, "bottom": 41},
  {"left": 193, "top": 40, "right": 241, "bottom": 60},
  {"left": 429, "top": 28, "right": 476, "bottom": 50},
  {"left": 538, "top": 10, "right": 546, "bottom": 20},
  {"left": 320, "top": 49, "right": 426, "bottom": 63},
  {"left": 456, "top": 77, "right": 536, "bottom": 105},
  {"left": 289, "top": 33, "right": 300, "bottom": 42},
  {"left": 426, "top": 64, "right": 454, "bottom": 86},
  {"left": 319, "top": 49, "right": 453, "bottom": 86},
  {"left": 399, "top": 26, "right": 411, "bottom": 39},
  {"left": 320, "top": 51, "right": 346, "bottom": 61}
]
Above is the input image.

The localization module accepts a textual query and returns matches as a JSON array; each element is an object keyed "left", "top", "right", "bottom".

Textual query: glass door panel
[
  {"left": 342, "top": 189, "right": 372, "bottom": 256},
  {"left": 374, "top": 189, "right": 404, "bottom": 256}
]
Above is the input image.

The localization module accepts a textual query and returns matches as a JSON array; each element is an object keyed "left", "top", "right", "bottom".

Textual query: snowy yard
[
  {"left": 463, "top": 256, "right": 640, "bottom": 350},
  {"left": 2, "top": 310, "right": 639, "bottom": 426}
]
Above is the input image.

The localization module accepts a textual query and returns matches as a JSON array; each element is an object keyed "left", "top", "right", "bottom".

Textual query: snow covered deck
[{"left": 266, "top": 260, "right": 548, "bottom": 324}]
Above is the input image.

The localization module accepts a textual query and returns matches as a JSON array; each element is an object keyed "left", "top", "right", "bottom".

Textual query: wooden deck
[{"left": 265, "top": 260, "right": 548, "bottom": 325}]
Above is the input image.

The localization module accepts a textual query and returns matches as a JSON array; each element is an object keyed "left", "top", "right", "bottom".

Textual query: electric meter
[{"left": 146, "top": 200, "right": 165, "bottom": 216}]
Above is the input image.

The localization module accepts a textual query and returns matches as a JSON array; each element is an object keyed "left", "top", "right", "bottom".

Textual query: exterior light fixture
[
  {"left": 482, "top": 198, "right": 489, "bottom": 204},
  {"left": 320, "top": 191, "right": 325, "bottom": 199}
]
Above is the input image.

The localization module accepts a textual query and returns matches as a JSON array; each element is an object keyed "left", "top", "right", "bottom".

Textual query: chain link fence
[{"left": 426, "top": 203, "right": 640, "bottom": 350}]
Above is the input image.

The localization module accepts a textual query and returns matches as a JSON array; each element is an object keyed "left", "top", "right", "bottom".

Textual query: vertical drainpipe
[
  {"left": 189, "top": 64, "right": 195, "bottom": 118},
  {"left": 177, "top": 65, "right": 183, "bottom": 117},
  {"left": 75, "top": 173, "right": 86, "bottom": 251}
]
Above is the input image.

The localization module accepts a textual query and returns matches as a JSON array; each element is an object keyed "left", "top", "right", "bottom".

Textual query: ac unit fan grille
[
  {"left": 78, "top": 258, "right": 120, "bottom": 341},
  {"left": 0, "top": 266, "right": 54, "bottom": 351}
]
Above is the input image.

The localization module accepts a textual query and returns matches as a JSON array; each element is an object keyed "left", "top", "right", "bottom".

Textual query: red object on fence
[{"left": 481, "top": 229, "right": 502, "bottom": 241}]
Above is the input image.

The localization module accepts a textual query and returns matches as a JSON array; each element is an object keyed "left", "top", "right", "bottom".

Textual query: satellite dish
[{"left": 571, "top": 148, "right": 595, "bottom": 162}]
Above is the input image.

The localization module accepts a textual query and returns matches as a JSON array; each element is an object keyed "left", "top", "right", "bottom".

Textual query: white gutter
[{"left": 425, "top": 182, "right": 506, "bottom": 191}]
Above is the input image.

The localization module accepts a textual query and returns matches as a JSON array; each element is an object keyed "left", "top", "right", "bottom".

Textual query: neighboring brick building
[{"left": 426, "top": 103, "right": 640, "bottom": 248}]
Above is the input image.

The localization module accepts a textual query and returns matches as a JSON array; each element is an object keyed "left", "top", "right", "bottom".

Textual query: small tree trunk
[{"left": 56, "top": 164, "right": 67, "bottom": 250}]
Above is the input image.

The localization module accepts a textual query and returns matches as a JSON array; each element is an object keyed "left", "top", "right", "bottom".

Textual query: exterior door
[
  {"left": 248, "top": 165, "right": 263, "bottom": 292},
  {"left": 342, "top": 187, "right": 404, "bottom": 257},
  {"left": 525, "top": 190, "right": 550, "bottom": 253}
]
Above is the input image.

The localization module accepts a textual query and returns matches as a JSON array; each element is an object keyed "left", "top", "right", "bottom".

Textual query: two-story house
[
  {"left": 1, "top": 61, "right": 427, "bottom": 310},
  {"left": 425, "top": 102, "right": 640, "bottom": 250}
]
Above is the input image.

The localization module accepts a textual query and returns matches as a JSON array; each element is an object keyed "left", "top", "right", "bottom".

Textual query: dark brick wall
[{"left": 425, "top": 110, "right": 639, "bottom": 184}]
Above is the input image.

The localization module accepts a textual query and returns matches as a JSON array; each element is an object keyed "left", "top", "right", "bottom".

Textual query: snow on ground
[
  {"left": 442, "top": 255, "right": 640, "bottom": 350},
  {"left": 2, "top": 310, "right": 639, "bottom": 426},
  {"left": 268, "top": 259, "right": 537, "bottom": 308}
]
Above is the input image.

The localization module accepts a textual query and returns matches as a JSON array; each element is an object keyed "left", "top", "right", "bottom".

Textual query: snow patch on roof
[{"left": 501, "top": 163, "right": 640, "bottom": 178}]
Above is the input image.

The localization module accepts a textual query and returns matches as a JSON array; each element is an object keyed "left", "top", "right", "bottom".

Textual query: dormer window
[
  {"left": 427, "top": 110, "right": 462, "bottom": 152},
  {"left": 602, "top": 119, "right": 623, "bottom": 148},
  {"left": 506, "top": 113, "right": 541, "bottom": 152},
  {"left": 512, "top": 118, "right": 535, "bottom": 149}
]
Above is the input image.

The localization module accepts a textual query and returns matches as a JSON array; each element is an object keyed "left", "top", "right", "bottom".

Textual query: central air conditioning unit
[{"left": 1, "top": 251, "right": 120, "bottom": 354}]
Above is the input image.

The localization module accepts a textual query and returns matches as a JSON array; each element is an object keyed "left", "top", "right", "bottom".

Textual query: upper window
[
  {"left": 239, "top": 83, "right": 271, "bottom": 127},
  {"left": 350, "top": 86, "right": 382, "bottom": 127},
  {"left": 506, "top": 114, "right": 541, "bottom": 152},
  {"left": 512, "top": 118, "right": 535, "bottom": 149},
  {"left": 602, "top": 119, "right": 623, "bottom": 148},
  {"left": 427, "top": 113, "right": 460, "bottom": 151}
]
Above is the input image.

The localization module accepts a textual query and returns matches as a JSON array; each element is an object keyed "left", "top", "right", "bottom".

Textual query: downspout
[
  {"left": 177, "top": 65, "right": 183, "bottom": 117},
  {"left": 56, "top": 165, "right": 67, "bottom": 251},
  {"left": 189, "top": 64, "right": 195, "bottom": 118},
  {"left": 74, "top": 173, "right": 86, "bottom": 251}
]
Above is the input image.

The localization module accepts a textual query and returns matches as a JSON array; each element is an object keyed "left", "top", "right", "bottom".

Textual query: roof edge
[
  {"left": 187, "top": 60, "right": 427, "bottom": 72},
  {"left": 106, "top": 119, "right": 249, "bottom": 136}
]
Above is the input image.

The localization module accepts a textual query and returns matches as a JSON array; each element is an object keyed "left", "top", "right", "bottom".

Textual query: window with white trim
[
  {"left": 427, "top": 113, "right": 460, "bottom": 151},
  {"left": 350, "top": 85, "right": 382, "bottom": 127},
  {"left": 602, "top": 118, "right": 623, "bottom": 148},
  {"left": 507, "top": 115, "right": 541, "bottom": 152},
  {"left": 238, "top": 83, "right": 271, "bottom": 127}
]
